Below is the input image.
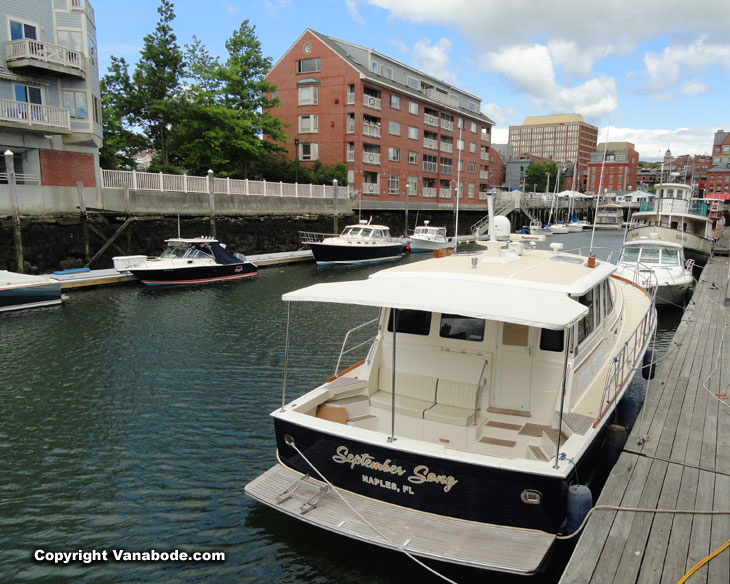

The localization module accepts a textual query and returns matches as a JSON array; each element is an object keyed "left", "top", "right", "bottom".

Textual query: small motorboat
[
  {"left": 549, "top": 222, "right": 570, "bottom": 234},
  {"left": 408, "top": 221, "right": 453, "bottom": 253},
  {"left": 115, "top": 237, "right": 257, "bottom": 286},
  {"left": 301, "top": 221, "right": 406, "bottom": 266},
  {"left": 529, "top": 219, "right": 552, "bottom": 236},
  {"left": 614, "top": 238, "right": 694, "bottom": 307},
  {"left": 0, "top": 271, "right": 62, "bottom": 312}
]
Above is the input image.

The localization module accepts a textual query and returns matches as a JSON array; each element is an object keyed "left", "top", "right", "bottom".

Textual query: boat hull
[
  {"left": 0, "top": 280, "right": 62, "bottom": 312},
  {"left": 408, "top": 239, "right": 452, "bottom": 253},
  {"left": 129, "top": 262, "right": 257, "bottom": 286},
  {"left": 309, "top": 242, "right": 405, "bottom": 265},
  {"left": 272, "top": 417, "right": 600, "bottom": 534},
  {"left": 625, "top": 225, "right": 710, "bottom": 267}
]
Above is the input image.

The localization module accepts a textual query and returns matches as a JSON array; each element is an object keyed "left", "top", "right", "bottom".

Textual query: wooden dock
[{"left": 560, "top": 255, "right": 730, "bottom": 584}]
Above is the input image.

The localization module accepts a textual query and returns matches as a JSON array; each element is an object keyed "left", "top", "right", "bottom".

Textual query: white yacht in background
[
  {"left": 408, "top": 221, "right": 452, "bottom": 253},
  {"left": 593, "top": 204, "right": 624, "bottom": 230}
]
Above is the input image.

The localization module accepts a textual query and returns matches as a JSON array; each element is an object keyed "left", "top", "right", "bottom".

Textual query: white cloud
[
  {"left": 411, "top": 38, "right": 456, "bottom": 84},
  {"left": 345, "top": 0, "right": 365, "bottom": 24},
  {"left": 221, "top": 0, "right": 238, "bottom": 16},
  {"left": 681, "top": 79, "right": 710, "bottom": 97},
  {"left": 603, "top": 125, "right": 721, "bottom": 160},
  {"left": 482, "top": 103, "right": 517, "bottom": 128}
]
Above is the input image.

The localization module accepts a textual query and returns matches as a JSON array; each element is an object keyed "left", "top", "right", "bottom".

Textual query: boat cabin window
[
  {"left": 622, "top": 247, "right": 640, "bottom": 263},
  {"left": 161, "top": 245, "right": 188, "bottom": 259},
  {"left": 604, "top": 280, "right": 614, "bottom": 316},
  {"left": 439, "top": 314, "right": 485, "bottom": 341},
  {"left": 577, "top": 289, "right": 596, "bottom": 345},
  {"left": 371, "top": 230, "right": 385, "bottom": 239},
  {"left": 539, "top": 329, "right": 564, "bottom": 352},
  {"left": 641, "top": 248, "right": 660, "bottom": 264},
  {"left": 387, "top": 309, "right": 431, "bottom": 336},
  {"left": 661, "top": 249, "right": 680, "bottom": 265}
]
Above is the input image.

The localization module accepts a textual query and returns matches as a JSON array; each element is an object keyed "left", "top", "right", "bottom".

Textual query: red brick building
[
  {"left": 266, "top": 30, "right": 495, "bottom": 207},
  {"left": 586, "top": 142, "right": 639, "bottom": 195},
  {"left": 706, "top": 130, "right": 730, "bottom": 200}
]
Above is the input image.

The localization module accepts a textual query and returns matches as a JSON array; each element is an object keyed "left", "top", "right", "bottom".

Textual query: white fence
[{"left": 102, "top": 169, "right": 350, "bottom": 199}]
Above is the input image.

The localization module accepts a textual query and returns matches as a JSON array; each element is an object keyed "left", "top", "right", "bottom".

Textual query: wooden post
[
  {"left": 77, "top": 181, "right": 90, "bottom": 263},
  {"left": 123, "top": 187, "right": 130, "bottom": 215},
  {"left": 5, "top": 150, "right": 23, "bottom": 272},
  {"left": 207, "top": 169, "right": 216, "bottom": 238}
]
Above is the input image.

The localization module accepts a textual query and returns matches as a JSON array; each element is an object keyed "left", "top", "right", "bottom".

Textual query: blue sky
[{"left": 95, "top": 0, "right": 730, "bottom": 161}]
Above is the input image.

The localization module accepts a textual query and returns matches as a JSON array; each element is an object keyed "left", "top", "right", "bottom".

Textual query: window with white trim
[
  {"left": 388, "top": 147, "right": 401, "bottom": 162},
  {"left": 57, "top": 30, "right": 82, "bottom": 51},
  {"left": 296, "top": 58, "right": 321, "bottom": 73},
  {"left": 407, "top": 76, "right": 420, "bottom": 90},
  {"left": 389, "top": 121, "right": 401, "bottom": 136},
  {"left": 469, "top": 142, "right": 476, "bottom": 153},
  {"left": 470, "top": 121, "right": 477, "bottom": 132},
  {"left": 388, "top": 173, "right": 400, "bottom": 194},
  {"left": 390, "top": 94, "right": 400, "bottom": 109},
  {"left": 408, "top": 126, "right": 418, "bottom": 139},
  {"left": 63, "top": 90, "right": 88, "bottom": 119},
  {"left": 298, "top": 86, "right": 318, "bottom": 105},
  {"left": 407, "top": 176, "right": 417, "bottom": 195},
  {"left": 10, "top": 19, "right": 37, "bottom": 40},
  {"left": 408, "top": 151, "right": 418, "bottom": 164},
  {"left": 299, "top": 114, "right": 318, "bottom": 133},
  {"left": 299, "top": 142, "right": 319, "bottom": 161},
  {"left": 408, "top": 101, "right": 418, "bottom": 115}
]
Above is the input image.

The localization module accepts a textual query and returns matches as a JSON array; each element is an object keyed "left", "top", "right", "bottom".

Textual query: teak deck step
[
  {"left": 245, "top": 463, "right": 555, "bottom": 575},
  {"left": 486, "top": 420, "right": 522, "bottom": 431},
  {"left": 479, "top": 436, "right": 517, "bottom": 448},
  {"left": 560, "top": 412, "right": 595, "bottom": 435},
  {"left": 528, "top": 445, "right": 549, "bottom": 462},
  {"left": 543, "top": 427, "right": 569, "bottom": 446},
  {"left": 519, "top": 423, "right": 551, "bottom": 437}
]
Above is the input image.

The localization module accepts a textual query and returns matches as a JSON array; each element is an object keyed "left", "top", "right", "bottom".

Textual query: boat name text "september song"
[{"left": 331, "top": 446, "right": 458, "bottom": 493}]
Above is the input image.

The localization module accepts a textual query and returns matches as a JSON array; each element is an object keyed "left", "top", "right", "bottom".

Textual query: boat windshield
[
  {"left": 343, "top": 227, "right": 363, "bottom": 237},
  {"left": 660, "top": 249, "right": 680, "bottom": 265},
  {"left": 640, "top": 248, "right": 660, "bottom": 264},
  {"left": 622, "top": 248, "right": 640, "bottom": 262},
  {"left": 161, "top": 243, "right": 212, "bottom": 260},
  {"left": 160, "top": 245, "right": 189, "bottom": 259}
]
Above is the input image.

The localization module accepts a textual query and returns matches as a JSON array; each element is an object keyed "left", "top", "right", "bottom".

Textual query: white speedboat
[
  {"left": 593, "top": 204, "right": 624, "bottom": 230},
  {"left": 0, "top": 271, "right": 62, "bottom": 312},
  {"left": 626, "top": 183, "right": 712, "bottom": 267},
  {"left": 529, "top": 219, "right": 552, "bottom": 236},
  {"left": 408, "top": 221, "right": 452, "bottom": 253},
  {"left": 114, "top": 237, "right": 257, "bottom": 286},
  {"left": 246, "top": 209, "right": 656, "bottom": 576},
  {"left": 549, "top": 222, "right": 570, "bottom": 234},
  {"left": 301, "top": 221, "right": 405, "bottom": 266},
  {"left": 615, "top": 239, "right": 694, "bottom": 307}
]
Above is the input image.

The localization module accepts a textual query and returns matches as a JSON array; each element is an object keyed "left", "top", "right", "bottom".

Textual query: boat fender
[
  {"left": 566, "top": 484, "right": 592, "bottom": 535},
  {"left": 604, "top": 424, "right": 627, "bottom": 468},
  {"left": 642, "top": 348, "right": 656, "bottom": 380}
]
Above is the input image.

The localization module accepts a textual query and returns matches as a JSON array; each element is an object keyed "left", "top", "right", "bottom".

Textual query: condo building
[
  {"left": 266, "top": 29, "right": 495, "bottom": 207},
  {"left": 587, "top": 142, "right": 639, "bottom": 195},
  {"left": 0, "top": 0, "right": 101, "bottom": 194},
  {"left": 706, "top": 130, "right": 730, "bottom": 200}
]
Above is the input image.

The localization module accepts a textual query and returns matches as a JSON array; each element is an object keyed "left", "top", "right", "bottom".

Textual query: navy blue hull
[
  {"left": 273, "top": 418, "right": 593, "bottom": 534},
  {"left": 0, "top": 281, "right": 62, "bottom": 311},
  {"left": 309, "top": 242, "right": 405, "bottom": 265},
  {"left": 130, "top": 262, "right": 257, "bottom": 286}
]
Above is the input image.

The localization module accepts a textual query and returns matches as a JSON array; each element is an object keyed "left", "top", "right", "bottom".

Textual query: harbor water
[{"left": 0, "top": 230, "right": 687, "bottom": 583}]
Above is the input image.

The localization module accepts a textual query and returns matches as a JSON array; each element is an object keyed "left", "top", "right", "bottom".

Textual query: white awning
[{"left": 283, "top": 275, "right": 588, "bottom": 329}]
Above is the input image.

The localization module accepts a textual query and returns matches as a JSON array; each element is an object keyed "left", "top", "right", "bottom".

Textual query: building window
[
  {"left": 57, "top": 30, "right": 82, "bottom": 51},
  {"left": 408, "top": 101, "right": 418, "bottom": 115},
  {"left": 88, "top": 35, "right": 97, "bottom": 67},
  {"left": 470, "top": 121, "right": 477, "bottom": 133},
  {"left": 407, "top": 76, "right": 420, "bottom": 90},
  {"left": 389, "top": 121, "right": 401, "bottom": 136},
  {"left": 469, "top": 142, "right": 476, "bottom": 153},
  {"left": 469, "top": 162, "right": 475, "bottom": 173},
  {"left": 390, "top": 94, "right": 400, "bottom": 109},
  {"left": 298, "top": 86, "right": 318, "bottom": 105},
  {"left": 10, "top": 20, "right": 37, "bottom": 40},
  {"left": 468, "top": 183, "right": 475, "bottom": 198},
  {"left": 14, "top": 84, "right": 42, "bottom": 105},
  {"left": 457, "top": 118, "right": 465, "bottom": 129},
  {"left": 92, "top": 95, "right": 101, "bottom": 125},
  {"left": 457, "top": 139, "right": 464, "bottom": 151},
  {"left": 296, "top": 58, "right": 321, "bottom": 73},
  {"left": 299, "top": 114, "right": 318, "bottom": 133},
  {"left": 380, "top": 65, "right": 394, "bottom": 80},
  {"left": 408, "top": 151, "right": 418, "bottom": 164},
  {"left": 408, "top": 126, "right": 418, "bottom": 140},
  {"left": 388, "top": 173, "right": 400, "bottom": 195},
  {"left": 299, "top": 143, "right": 319, "bottom": 161},
  {"left": 63, "top": 90, "right": 88, "bottom": 119},
  {"left": 407, "top": 176, "right": 417, "bottom": 195},
  {"left": 388, "top": 147, "right": 401, "bottom": 162}
]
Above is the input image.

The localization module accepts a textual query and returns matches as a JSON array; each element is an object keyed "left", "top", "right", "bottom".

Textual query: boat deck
[
  {"left": 559, "top": 256, "right": 730, "bottom": 584},
  {"left": 245, "top": 463, "right": 556, "bottom": 575}
]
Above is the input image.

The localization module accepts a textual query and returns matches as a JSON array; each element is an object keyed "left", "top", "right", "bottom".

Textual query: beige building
[{"left": 508, "top": 114, "right": 598, "bottom": 168}]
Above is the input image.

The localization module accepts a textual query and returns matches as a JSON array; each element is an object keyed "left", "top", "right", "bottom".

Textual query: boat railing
[
  {"left": 562, "top": 246, "right": 616, "bottom": 263},
  {"left": 594, "top": 284, "right": 657, "bottom": 428},
  {"left": 298, "top": 231, "right": 338, "bottom": 245},
  {"left": 334, "top": 317, "right": 379, "bottom": 375}
]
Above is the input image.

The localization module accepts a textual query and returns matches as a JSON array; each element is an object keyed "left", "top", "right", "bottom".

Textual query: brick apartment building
[
  {"left": 706, "top": 130, "right": 730, "bottom": 200},
  {"left": 586, "top": 142, "right": 639, "bottom": 195},
  {"left": 265, "top": 29, "right": 495, "bottom": 207},
  {"left": 0, "top": 0, "right": 102, "bottom": 189}
]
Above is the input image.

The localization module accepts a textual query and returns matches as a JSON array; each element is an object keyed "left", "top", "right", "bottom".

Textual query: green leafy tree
[{"left": 524, "top": 161, "right": 559, "bottom": 192}]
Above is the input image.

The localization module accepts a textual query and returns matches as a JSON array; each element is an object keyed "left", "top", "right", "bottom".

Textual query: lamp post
[
  {"left": 294, "top": 137, "right": 299, "bottom": 183},
  {"left": 5, "top": 149, "right": 23, "bottom": 272}
]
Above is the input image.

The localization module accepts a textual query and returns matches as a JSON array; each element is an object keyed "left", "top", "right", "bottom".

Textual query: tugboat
[
  {"left": 246, "top": 202, "right": 656, "bottom": 576},
  {"left": 300, "top": 220, "right": 405, "bottom": 266},
  {"left": 115, "top": 237, "right": 257, "bottom": 286}
]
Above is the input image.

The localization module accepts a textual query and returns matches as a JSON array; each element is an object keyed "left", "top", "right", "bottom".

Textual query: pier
[{"left": 559, "top": 253, "right": 730, "bottom": 583}]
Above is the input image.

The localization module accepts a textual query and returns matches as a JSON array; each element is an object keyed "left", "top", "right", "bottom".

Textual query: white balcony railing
[
  {"left": 424, "top": 113, "right": 439, "bottom": 127},
  {"left": 423, "top": 88, "right": 459, "bottom": 108},
  {"left": 480, "top": 152, "right": 489, "bottom": 161},
  {"left": 362, "top": 151, "right": 381, "bottom": 165},
  {"left": 481, "top": 132, "right": 490, "bottom": 143},
  {"left": 363, "top": 122, "right": 381, "bottom": 138},
  {"left": 362, "top": 183, "right": 380, "bottom": 195},
  {"left": 440, "top": 165, "right": 453, "bottom": 175},
  {"left": 346, "top": 91, "right": 355, "bottom": 105},
  {"left": 363, "top": 94, "right": 381, "bottom": 111},
  {"left": 439, "top": 188, "right": 452, "bottom": 199},
  {"left": 423, "top": 161, "right": 438, "bottom": 173},
  {"left": 346, "top": 150, "right": 355, "bottom": 162},
  {"left": 5, "top": 39, "right": 86, "bottom": 75},
  {"left": 440, "top": 142, "right": 453, "bottom": 153},
  {"left": 346, "top": 119, "right": 355, "bottom": 134},
  {"left": 480, "top": 170, "right": 489, "bottom": 179},
  {"left": 441, "top": 119, "right": 454, "bottom": 132},
  {"left": 72, "top": 0, "right": 95, "bottom": 24},
  {"left": 423, "top": 138, "right": 438, "bottom": 150},
  {"left": 422, "top": 187, "right": 437, "bottom": 198},
  {"left": 0, "top": 98, "right": 71, "bottom": 131}
]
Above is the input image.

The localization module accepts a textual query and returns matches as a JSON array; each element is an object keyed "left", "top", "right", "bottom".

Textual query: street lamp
[{"left": 294, "top": 137, "right": 299, "bottom": 183}]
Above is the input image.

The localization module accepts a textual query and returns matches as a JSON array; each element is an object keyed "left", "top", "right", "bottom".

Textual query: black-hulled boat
[
  {"left": 0, "top": 271, "right": 62, "bottom": 312},
  {"left": 301, "top": 221, "right": 405, "bottom": 266},
  {"left": 117, "top": 237, "right": 257, "bottom": 286}
]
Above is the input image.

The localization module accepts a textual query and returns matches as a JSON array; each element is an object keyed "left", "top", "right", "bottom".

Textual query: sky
[{"left": 94, "top": 0, "right": 730, "bottom": 162}]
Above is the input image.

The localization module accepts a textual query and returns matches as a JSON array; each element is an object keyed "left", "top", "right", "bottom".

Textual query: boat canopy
[{"left": 283, "top": 273, "right": 589, "bottom": 329}]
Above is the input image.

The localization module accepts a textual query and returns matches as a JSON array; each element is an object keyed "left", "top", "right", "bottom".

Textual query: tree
[{"left": 524, "top": 161, "right": 559, "bottom": 192}]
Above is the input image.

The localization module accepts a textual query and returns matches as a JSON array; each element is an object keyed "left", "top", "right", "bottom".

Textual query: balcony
[
  {"left": 422, "top": 187, "right": 437, "bottom": 198},
  {"left": 439, "top": 188, "right": 452, "bottom": 199},
  {"left": 440, "top": 119, "right": 454, "bottom": 132},
  {"left": 423, "top": 138, "right": 438, "bottom": 150},
  {"left": 422, "top": 161, "right": 437, "bottom": 173},
  {"left": 424, "top": 113, "right": 439, "bottom": 127},
  {"left": 346, "top": 119, "right": 355, "bottom": 134},
  {"left": 363, "top": 122, "right": 381, "bottom": 139},
  {"left": 481, "top": 132, "right": 490, "bottom": 143},
  {"left": 423, "top": 88, "right": 459, "bottom": 109},
  {"left": 480, "top": 170, "right": 489, "bottom": 179},
  {"left": 346, "top": 91, "right": 355, "bottom": 106},
  {"left": 440, "top": 165, "right": 453, "bottom": 175},
  {"left": 362, "top": 183, "right": 380, "bottom": 195},
  {"left": 480, "top": 152, "right": 489, "bottom": 161},
  {"left": 0, "top": 98, "right": 71, "bottom": 133},
  {"left": 346, "top": 150, "right": 355, "bottom": 163},
  {"left": 440, "top": 142, "right": 453, "bottom": 154},
  {"left": 363, "top": 94, "right": 381, "bottom": 111},
  {"left": 362, "top": 151, "right": 381, "bottom": 165},
  {"left": 71, "top": 0, "right": 95, "bottom": 24},
  {"left": 5, "top": 39, "right": 86, "bottom": 79}
]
